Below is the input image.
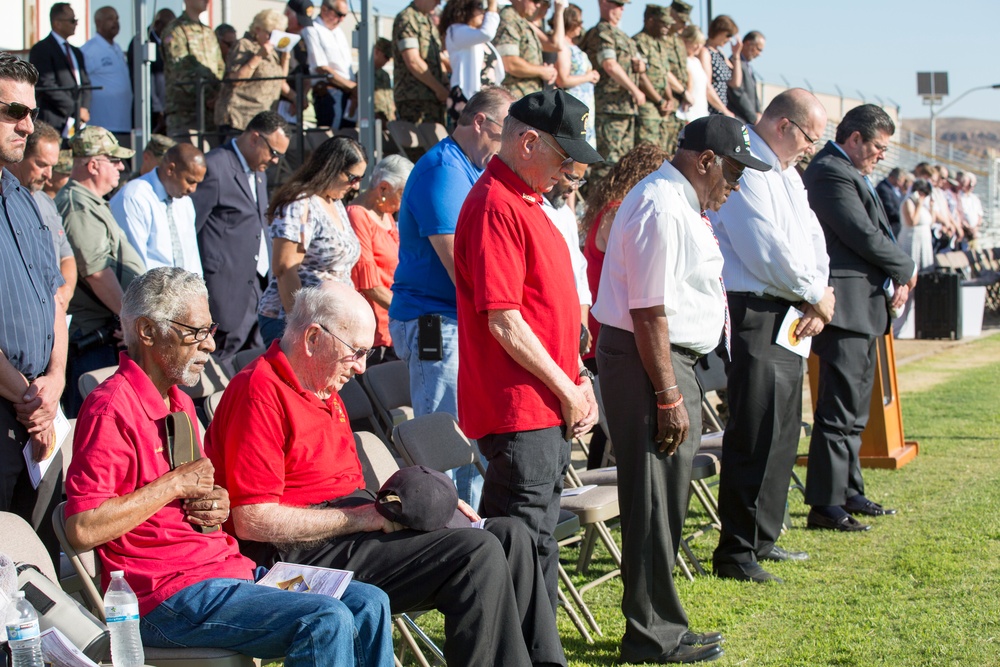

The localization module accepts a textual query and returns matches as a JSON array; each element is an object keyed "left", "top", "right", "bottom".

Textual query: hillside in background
[{"left": 900, "top": 117, "right": 1000, "bottom": 159}]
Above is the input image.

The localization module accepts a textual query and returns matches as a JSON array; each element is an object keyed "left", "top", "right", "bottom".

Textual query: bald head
[
  {"left": 164, "top": 143, "right": 206, "bottom": 172},
  {"left": 758, "top": 88, "right": 827, "bottom": 168},
  {"left": 285, "top": 282, "right": 375, "bottom": 346}
]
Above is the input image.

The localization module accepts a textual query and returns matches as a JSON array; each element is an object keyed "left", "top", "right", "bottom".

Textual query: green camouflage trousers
[{"left": 594, "top": 113, "right": 635, "bottom": 182}]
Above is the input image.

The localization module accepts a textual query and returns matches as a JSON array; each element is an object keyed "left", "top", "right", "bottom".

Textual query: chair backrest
[
  {"left": 339, "top": 378, "right": 392, "bottom": 445},
  {"left": 416, "top": 122, "right": 447, "bottom": 149},
  {"left": 354, "top": 432, "right": 402, "bottom": 490},
  {"left": 79, "top": 366, "right": 118, "bottom": 400},
  {"left": 361, "top": 360, "right": 411, "bottom": 430},
  {"left": 387, "top": 120, "right": 420, "bottom": 150},
  {"left": 231, "top": 347, "right": 267, "bottom": 375},
  {"left": 51, "top": 502, "right": 105, "bottom": 617},
  {"left": 203, "top": 391, "right": 225, "bottom": 424},
  {"left": 0, "top": 511, "right": 58, "bottom": 582},
  {"left": 179, "top": 355, "right": 230, "bottom": 400},
  {"left": 392, "top": 412, "right": 486, "bottom": 476}
]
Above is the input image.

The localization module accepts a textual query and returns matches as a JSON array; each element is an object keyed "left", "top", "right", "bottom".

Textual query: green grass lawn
[{"left": 400, "top": 334, "right": 1000, "bottom": 666}]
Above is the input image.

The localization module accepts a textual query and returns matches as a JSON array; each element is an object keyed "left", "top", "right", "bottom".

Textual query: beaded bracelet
[{"left": 657, "top": 395, "right": 685, "bottom": 410}]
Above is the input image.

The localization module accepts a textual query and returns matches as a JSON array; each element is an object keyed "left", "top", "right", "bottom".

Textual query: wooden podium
[{"left": 799, "top": 333, "right": 919, "bottom": 469}]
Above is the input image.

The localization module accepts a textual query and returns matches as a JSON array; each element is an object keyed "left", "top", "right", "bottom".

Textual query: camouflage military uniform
[
  {"left": 581, "top": 20, "right": 639, "bottom": 179},
  {"left": 663, "top": 32, "right": 688, "bottom": 153},
  {"left": 493, "top": 5, "right": 544, "bottom": 99},
  {"left": 162, "top": 13, "right": 225, "bottom": 140},
  {"left": 392, "top": 3, "right": 446, "bottom": 124},
  {"left": 633, "top": 30, "right": 670, "bottom": 150},
  {"left": 374, "top": 68, "right": 396, "bottom": 124}
]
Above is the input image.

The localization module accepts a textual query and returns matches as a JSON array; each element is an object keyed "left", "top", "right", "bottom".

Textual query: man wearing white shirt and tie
[
  {"left": 111, "top": 143, "right": 206, "bottom": 276},
  {"left": 81, "top": 7, "right": 132, "bottom": 143},
  {"left": 707, "top": 89, "right": 833, "bottom": 584}
]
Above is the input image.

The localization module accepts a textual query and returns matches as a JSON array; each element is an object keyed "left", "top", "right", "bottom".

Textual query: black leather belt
[
  {"left": 728, "top": 291, "right": 799, "bottom": 308},
  {"left": 670, "top": 344, "right": 702, "bottom": 361}
]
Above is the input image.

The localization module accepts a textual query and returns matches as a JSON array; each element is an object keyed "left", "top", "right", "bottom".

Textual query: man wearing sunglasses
[
  {"left": 707, "top": 89, "right": 831, "bottom": 584},
  {"left": 28, "top": 2, "right": 92, "bottom": 136},
  {"left": 191, "top": 111, "right": 290, "bottom": 365},
  {"left": 0, "top": 52, "right": 69, "bottom": 571},
  {"left": 592, "top": 114, "right": 770, "bottom": 664},
  {"left": 57, "top": 126, "right": 144, "bottom": 417}
]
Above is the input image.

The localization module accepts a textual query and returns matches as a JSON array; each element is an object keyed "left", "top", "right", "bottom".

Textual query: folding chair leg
[
  {"left": 679, "top": 536, "right": 707, "bottom": 576},
  {"left": 577, "top": 525, "right": 598, "bottom": 574},
  {"left": 557, "top": 583, "right": 594, "bottom": 644},
  {"left": 399, "top": 614, "right": 446, "bottom": 665},
  {"left": 675, "top": 548, "right": 695, "bottom": 581},
  {"left": 394, "top": 618, "right": 432, "bottom": 667},
  {"left": 790, "top": 469, "right": 806, "bottom": 500},
  {"left": 558, "top": 562, "right": 602, "bottom": 638},
  {"left": 690, "top": 480, "right": 721, "bottom": 528},
  {"left": 594, "top": 520, "right": 623, "bottom": 566}
]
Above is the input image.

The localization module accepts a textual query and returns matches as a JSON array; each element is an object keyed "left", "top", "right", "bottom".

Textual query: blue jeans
[
  {"left": 258, "top": 315, "right": 286, "bottom": 348},
  {"left": 389, "top": 316, "right": 484, "bottom": 508},
  {"left": 140, "top": 579, "right": 393, "bottom": 667}
]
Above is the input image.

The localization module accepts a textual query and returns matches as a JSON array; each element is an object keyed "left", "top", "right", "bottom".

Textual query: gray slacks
[{"left": 597, "top": 325, "right": 702, "bottom": 662}]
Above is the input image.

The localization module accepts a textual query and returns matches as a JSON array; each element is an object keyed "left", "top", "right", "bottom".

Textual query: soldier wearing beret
[{"left": 580, "top": 0, "right": 645, "bottom": 181}]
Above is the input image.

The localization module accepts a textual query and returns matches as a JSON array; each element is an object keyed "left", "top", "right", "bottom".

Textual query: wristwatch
[{"left": 579, "top": 367, "right": 595, "bottom": 383}]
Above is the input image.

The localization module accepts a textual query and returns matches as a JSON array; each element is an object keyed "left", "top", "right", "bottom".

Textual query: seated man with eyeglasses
[
  {"left": 57, "top": 125, "right": 146, "bottom": 417},
  {"left": 64, "top": 267, "right": 394, "bottom": 667},
  {"left": 205, "top": 280, "right": 568, "bottom": 667}
]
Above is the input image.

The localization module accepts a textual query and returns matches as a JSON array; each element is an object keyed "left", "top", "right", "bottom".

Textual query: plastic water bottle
[
  {"left": 5, "top": 592, "right": 44, "bottom": 667},
  {"left": 103, "top": 571, "right": 145, "bottom": 667}
]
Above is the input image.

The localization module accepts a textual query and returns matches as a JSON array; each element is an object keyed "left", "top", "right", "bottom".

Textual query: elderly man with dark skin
[
  {"left": 454, "top": 89, "right": 601, "bottom": 610},
  {"left": 64, "top": 267, "right": 394, "bottom": 667},
  {"left": 592, "top": 114, "right": 771, "bottom": 664},
  {"left": 0, "top": 52, "right": 69, "bottom": 570},
  {"left": 206, "top": 281, "right": 568, "bottom": 667}
]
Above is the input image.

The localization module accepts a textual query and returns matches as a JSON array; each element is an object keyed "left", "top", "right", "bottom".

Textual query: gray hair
[
  {"left": 370, "top": 154, "right": 413, "bottom": 191},
  {"left": 501, "top": 114, "right": 535, "bottom": 147},
  {"left": 284, "top": 284, "right": 363, "bottom": 346},
  {"left": 120, "top": 268, "right": 209, "bottom": 349},
  {"left": 250, "top": 9, "right": 287, "bottom": 34}
]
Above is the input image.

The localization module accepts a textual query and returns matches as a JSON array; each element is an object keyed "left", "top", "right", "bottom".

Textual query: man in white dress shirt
[
  {"left": 301, "top": 0, "right": 356, "bottom": 129},
  {"left": 81, "top": 7, "right": 133, "bottom": 141},
  {"left": 111, "top": 143, "right": 206, "bottom": 275},
  {"left": 592, "top": 114, "right": 769, "bottom": 664},
  {"left": 707, "top": 88, "right": 833, "bottom": 584},
  {"left": 542, "top": 162, "right": 592, "bottom": 354}
]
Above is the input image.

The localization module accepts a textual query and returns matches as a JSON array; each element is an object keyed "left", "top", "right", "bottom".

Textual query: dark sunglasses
[
  {"left": 259, "top": 133, "right": 285, "bottom": 159},
  {"left": 344, "top": 172, "right": 364, "bottom": 185},
  {"left": 0, "top": 100, "right": 40, "bottom": 122}
]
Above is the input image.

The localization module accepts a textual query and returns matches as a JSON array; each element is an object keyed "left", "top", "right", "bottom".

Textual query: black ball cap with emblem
[
  {"left": 677, "top": 115, "right": 771, "bottom": 171},
  {"left": 287, "top": 0, "right": 315, "bottom": 27},
  {"left": 508, "top": 89, "right": 604, "bottom": 165}
]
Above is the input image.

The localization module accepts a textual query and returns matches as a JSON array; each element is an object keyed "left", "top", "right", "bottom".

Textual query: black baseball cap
[
  {"left": 677, "top": 115, "right": 771, "bottom": 172},
  {"left": 287, "top": 0, "right": 315, "bottom": 27},
  {"left": 375, "top": 466, "right": 465, "bottom": 531},
  {"left": 508, "top": 89, "right": 603, "bottom": 165}
]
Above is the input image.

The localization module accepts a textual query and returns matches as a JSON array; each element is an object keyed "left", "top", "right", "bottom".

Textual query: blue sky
[{"left": 364, "top": 0, "right": 1000, "bottom": 122}]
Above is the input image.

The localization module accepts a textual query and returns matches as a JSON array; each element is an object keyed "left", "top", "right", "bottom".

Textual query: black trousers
[
  {"left": 264, "top": 517, "right": 566, "bottom": 667},
  {"left": 0, "top": 398, "right": 63, "bottom": 569},
  {"left": 805, "top": 326, "right": 874, "bottom": 507},
  {"left": 713, "top": 295, "right": 804, "bottom": 566},
  {"left": 597, "top": 326, "right": 701, "bottom": 662}
]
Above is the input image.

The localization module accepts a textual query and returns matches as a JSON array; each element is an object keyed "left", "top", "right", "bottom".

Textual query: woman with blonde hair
[
  {"left": 677, "top": 24, "right": 709, "bottom": 122},
  {"left": 215, "top": 9, "right": 292, "bottom": 135}
]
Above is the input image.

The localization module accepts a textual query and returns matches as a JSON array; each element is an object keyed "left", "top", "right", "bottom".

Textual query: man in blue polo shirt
[
  {"left": 0, "top": 52, "right": 68, "bottom": 569},
  {"left": 389, "top": 86, "right": 513, "bottom": 508}
]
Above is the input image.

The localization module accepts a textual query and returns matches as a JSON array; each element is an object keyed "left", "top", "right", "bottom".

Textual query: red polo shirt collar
[
  {"left": 486, "top": 155, "right": 544, "bottom": 208},
  {"left": 116, "top": 351, "right": 191, "bottom": 422}
]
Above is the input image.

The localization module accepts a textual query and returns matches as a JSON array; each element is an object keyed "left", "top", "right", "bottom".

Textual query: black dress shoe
[
  {"left": 807, "top": 509, "right": 871, "bottom": 532},
  {"left": 759, "top": 545, "right": 809, "bottom": 562},
  {"left": 681, "top": 630, "right": 724, "bottom": 646},
  {"left": 659, "top": 643, "right": 724, "bottom": 663},
  {"left": 844, "top": 498, "right": 897, "bottom": 516},
  {"left": 713, "top": 561, "right": 783, "bottom": 583}
]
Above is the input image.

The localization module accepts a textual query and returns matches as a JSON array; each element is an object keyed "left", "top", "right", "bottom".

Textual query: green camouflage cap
[
  {"left": 644, "top": 4, "right": 668, "bottom": 19},
  {"left": 144, "top": 133, "right": 177, "bottom": 158},
  {"left": 607, "top": 0, "right": 629, "bottom": 5},
  {"left": 70, "top": 126, "right": 136, "bottom": 159},
  {"left": 670, "top": 0, "right": 692, "bottom": 17},
  {"left": 53, "top": 149, "right": 73, "bottom": 175}
]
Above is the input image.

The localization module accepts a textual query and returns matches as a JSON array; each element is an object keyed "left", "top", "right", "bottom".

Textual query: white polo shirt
[
  {"left": 81, "top": 36, "right": 133, "bottom": 132},
  {"left": 592, "top": 160, "right": 726, "bottom": 355},
  {"left": 302, "top": 16, "right": 354, "bottom": 81},
  {"left": 542, "top": 197, "right": 591, "bottom": 307}
]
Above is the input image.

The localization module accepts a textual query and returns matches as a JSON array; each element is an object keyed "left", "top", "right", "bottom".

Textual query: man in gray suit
[
  {"left": 726, "top": 31, "right": 764, "bottom": 125},
  {"left": 801, "top": 104, "right": 915, "bottom": 532},
  {"left": 192, "top": 111, "right": 289, "bottom": 363}
]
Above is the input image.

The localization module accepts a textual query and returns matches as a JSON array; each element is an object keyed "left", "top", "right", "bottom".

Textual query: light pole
[{"left": 929, "top": 83, "right": 1000, "bottom": 161}]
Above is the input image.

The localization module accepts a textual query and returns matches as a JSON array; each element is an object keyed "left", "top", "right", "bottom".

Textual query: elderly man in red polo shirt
[{"left": 454, "top": 89, "right": 603, "bottom": 607}]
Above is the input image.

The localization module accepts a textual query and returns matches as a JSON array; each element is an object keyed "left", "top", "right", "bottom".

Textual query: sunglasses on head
[{"left": 0, "top": 101, "right": 40, "bottom": 122}]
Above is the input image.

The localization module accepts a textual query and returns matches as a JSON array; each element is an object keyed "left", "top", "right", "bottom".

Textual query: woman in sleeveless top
[
  {"left": 704, "top": 15, "right": 740, "bottom": 116},
  {"left": 554, "top": 4, "right": 599, "bottom": 147},
  {"left": 441, "top": 0, "right": 505, "bottom": 127},
  {"left": 676, "top": 25, "right": 709, "bottom": 123}
]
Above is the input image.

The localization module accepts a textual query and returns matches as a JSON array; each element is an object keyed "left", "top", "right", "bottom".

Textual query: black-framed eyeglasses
[
  {"left": 344, "top": 172, "right": 364, "bottom": 186},
  {"left": 870, "top": 139, "right": 889, "bottom": 154},
  {"left": 0, "top": 101, "right": 40, "bottom": 122},
  {"left": 167, "top": 319, "right": 219, "bottom": 342},
  {"left": 537, "top": 133, "right": 574, "bottom": 169},
  {"left": 565, "top": 174, "right": 587, "bottom": 188},
  {"left": 721, "top": 157, "right": 744, "bottom": 187},
  {"left": 316, "top": 323, "right": 374, "bottom": 361},
  {"left": 786, "top": 118, "right": 817, "bottom": 145},
  {"left": 258, "top": 133, "right": 285, "bottom": 159}
]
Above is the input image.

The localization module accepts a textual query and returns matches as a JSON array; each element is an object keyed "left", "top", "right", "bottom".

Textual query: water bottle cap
[
  {"left": 15, "top": 591, "right": 25, "bottom": 599},
  {"left": 111, "top": 570, "right": 125, "bottom": 577}
]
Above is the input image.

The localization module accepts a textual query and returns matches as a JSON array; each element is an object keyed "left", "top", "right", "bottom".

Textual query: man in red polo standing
[{"left": 454, "top": 89, "right": 602, "bottom": 608}]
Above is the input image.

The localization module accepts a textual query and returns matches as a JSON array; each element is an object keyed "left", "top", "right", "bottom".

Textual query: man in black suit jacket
[
  {"left": 801, "top": 104, "right": 916, "bottom": 532},
  {"left": 726, "top": 31, "right": 764, "bottom": 125},
  {"left": 192, "top": 111, "right": 290, "bottom": 364},
  {"left": 29, "top": 2, "right": 91, "bottom": 136},
  {"left": 875, "top": 167, "right": 904, "bottom": 239}
]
